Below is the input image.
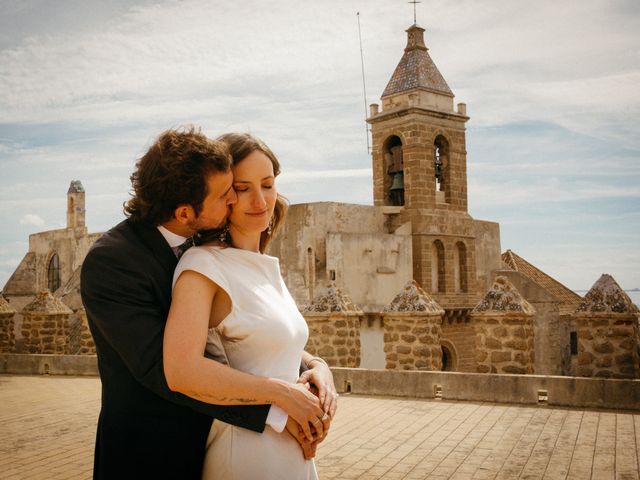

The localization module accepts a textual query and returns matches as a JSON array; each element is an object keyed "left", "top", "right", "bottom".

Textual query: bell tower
[
  {"left": 367, "top": 23, "right": 479, "bottom": 308},
  {"left": 67, "top": 180, "right": 87, "bottom": 235},
  {"left": 368, "top": 23, "right": 469, "bottom": 211}
]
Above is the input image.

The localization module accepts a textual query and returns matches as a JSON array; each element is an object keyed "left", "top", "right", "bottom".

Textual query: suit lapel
[{"left": 128, "top": 219, "right": 178, "bottom": 277}]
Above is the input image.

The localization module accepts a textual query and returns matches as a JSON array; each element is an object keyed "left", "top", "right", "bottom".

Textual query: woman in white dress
[{"left": 163, "top": 133, "right": 332, "bottom": 479}]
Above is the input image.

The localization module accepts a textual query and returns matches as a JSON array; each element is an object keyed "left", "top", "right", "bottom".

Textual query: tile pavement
[{"left": 1, "top": 375, "right": 639, "bottom": 479}]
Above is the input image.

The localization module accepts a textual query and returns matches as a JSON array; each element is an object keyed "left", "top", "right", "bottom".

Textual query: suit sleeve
[{"left": 80, "top": 245, "right": 270, "bottom": 432}]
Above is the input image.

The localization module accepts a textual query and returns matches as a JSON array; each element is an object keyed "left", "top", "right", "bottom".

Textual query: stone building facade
[
  {"left": 3, "top": 181, "right": 100, "bottom": 352},
  {"left": 269, "top": 22, "right": 502, "bottom": 370}
]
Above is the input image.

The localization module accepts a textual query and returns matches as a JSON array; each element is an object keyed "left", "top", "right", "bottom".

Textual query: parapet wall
[
  {"left": 332, "top": 367, "right": 640, "bottom": 411},
  {"left": 2, "top": 355, "right": 638, "bottom": 411}
]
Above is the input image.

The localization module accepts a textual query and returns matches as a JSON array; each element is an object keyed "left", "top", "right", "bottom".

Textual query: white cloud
[{"left": 19, "top": 213, "right": 45, "bottom": 227}]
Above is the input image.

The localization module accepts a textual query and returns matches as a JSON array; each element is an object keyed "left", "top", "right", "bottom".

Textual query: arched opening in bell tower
[
  {"left": 431, "top": 240, "right": 445, "bottom": 293},
  {"left": 453, "top": 241, "right": 468, "bottom": 293},
  {"left": 383, "top": 135, "right": 404, "bottom": 206},
  {"left": 434, "top": 135, "right": 449, "bottom": 203}
]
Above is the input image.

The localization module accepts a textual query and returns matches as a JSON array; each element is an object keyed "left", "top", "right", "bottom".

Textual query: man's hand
[
  {"left": 297, "top": 359, "right": 338, "bottom": 418},
  {"left": 285, "top": 417, "right": 318, "bottom": 460}
]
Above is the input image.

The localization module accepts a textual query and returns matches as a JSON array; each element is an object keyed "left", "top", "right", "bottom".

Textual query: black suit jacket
[{"left": 81, "top": 219, "right": 269, "bottom": 479}]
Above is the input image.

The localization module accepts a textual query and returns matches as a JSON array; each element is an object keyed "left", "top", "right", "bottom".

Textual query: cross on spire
[{"left": 408, "top": 0, "right": 421, "bottom": 24}]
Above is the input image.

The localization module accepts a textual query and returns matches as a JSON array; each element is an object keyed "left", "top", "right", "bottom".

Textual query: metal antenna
[
  {"left": 357, "top": 12, "right": 370, "bottom": 154},
  {"left": 408, "top": 0, "right": 421, "bottom": 24}
]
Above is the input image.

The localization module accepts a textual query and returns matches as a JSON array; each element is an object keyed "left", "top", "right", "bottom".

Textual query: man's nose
[{"left": 227, "top": 188, "right": 237, "bottom": 205}]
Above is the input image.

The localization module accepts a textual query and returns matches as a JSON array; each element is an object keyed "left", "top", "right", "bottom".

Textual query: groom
[{"left": 81, "top": 127, "right": 335, "bottom": 479}]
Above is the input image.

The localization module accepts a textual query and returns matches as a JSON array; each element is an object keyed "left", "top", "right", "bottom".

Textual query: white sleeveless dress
[{"left": 174, "top": 246, "right": 318, "bottom": 480}]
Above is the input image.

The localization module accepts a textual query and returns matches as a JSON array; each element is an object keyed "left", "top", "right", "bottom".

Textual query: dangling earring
[
  {"left": 218, "top": 223, "right": 229, "bottom": 244},
  {"left": 267, "top": 217, "right": 273, "bottom": 235}
]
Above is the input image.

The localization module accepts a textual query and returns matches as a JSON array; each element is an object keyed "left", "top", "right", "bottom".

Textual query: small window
[
  {"left": 47, "top": 253, "right": 61, "bottom": 292},
  {"left": 570, "top": 332, "right": 578, "bottom": 355}
]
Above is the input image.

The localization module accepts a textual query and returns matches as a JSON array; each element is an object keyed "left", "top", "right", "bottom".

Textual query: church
[{"left": 2, "top": 22, "right": 638, "bottom": 379}]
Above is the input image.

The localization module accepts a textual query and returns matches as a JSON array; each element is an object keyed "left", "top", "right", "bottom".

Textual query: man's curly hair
[{"left": 124, "top": 127, "right": 231, "bottom": 225}]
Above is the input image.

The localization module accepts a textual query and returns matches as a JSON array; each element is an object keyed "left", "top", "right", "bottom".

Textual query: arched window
[
  {"left": 441, "top": 341, "right": 457, "bottom": 371},
  {"left": 431, "top": 240, "right": 445, "bottom": 293},
  {"left": 47, "top": 253, "right": 61, "bottom": 293},
  {"left": 455, "top": 242, "right": 468, "bottom": 293},
  {"left": 434, "top": 135, "right": 449, "bottom": 200},
  {"left": 384, "top": 135, "right": 404, "bottom": 206}
]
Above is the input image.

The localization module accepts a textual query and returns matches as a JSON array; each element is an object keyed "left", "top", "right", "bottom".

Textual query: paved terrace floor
[{"left": 1, "top": 375, "right": 639, "bottom": 480}]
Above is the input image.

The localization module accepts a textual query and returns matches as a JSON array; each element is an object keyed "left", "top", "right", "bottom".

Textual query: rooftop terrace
[{"left": 1, "top": 374, "right": 639, "bottom": 480}]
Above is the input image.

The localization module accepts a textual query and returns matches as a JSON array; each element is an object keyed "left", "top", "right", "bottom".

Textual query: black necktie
[{"left": 175, "top": 237, "right": 194, "bottom": 259}]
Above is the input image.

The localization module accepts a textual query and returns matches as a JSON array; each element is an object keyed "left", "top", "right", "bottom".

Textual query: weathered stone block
[
  {"left": 321, "top": 325, "right": 335, "bottom": 335},
  {"left": 485, "top": 337, "right": 502, "bottom": 349},
  {"left": 490, "top": 351, "right": 511, "bottom": 363},
  {"left": 493, "top": 326, "right": 508, "bottom": 338},
  {"left": 577, "top": 351, "right": 594, "bottom": 365},
  {"left": 593, "top": 341, "right": 614, "bottom": 354},
  {"left": 396, "top": 346, "right": 411, "bottom": 355},
  {"left": 619, "top": 337, "right": 635, "bottom": 351},
  {"left": 614, "top": 353, "right": 633, "bottom": 365},
  {"left": 504, "top": 339, "right": 527, "bottom": 351}
]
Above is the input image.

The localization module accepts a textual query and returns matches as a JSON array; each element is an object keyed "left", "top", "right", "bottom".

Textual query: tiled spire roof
[
  {"left": 383, "top": 280, "right": 444, "bottom": 314},
  {"left": 22, "top": 291, "right": 73, "bottom": 314},
  {"left": 303, "top": 283, "right": 363, "bottom": 314},
  {"left": 576, "top": 274, "right": 639, "bottom": 314},
  {"left": 68, "top": 180, "right": 84, "bottom": 193},
  {"left": 382, "top": 24, "right": 453, "bottom": 98},
  {"left": 473, "top": 276, "right": 535, "bottom": 315}
]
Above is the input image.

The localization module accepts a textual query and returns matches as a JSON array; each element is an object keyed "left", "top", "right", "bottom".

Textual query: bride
[{"left": 163, "top": 133, "right": 332, "bottom": 479}]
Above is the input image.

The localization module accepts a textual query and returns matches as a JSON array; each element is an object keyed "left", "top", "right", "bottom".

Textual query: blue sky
[{"left": 0, "top": 0, "right": 638, "bottom": 291}]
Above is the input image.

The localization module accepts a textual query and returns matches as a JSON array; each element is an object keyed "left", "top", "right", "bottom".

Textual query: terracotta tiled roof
[
  {"left": 501, "top": 250, "right": 582, "bottom": 315},
  {"left": 382, "top": 24, "right": 453, "bottom": 98}
]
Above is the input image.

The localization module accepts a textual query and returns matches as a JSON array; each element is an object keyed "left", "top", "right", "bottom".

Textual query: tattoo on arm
[{"left": 185, "top": 390, "right": 272, "bottom": 405}]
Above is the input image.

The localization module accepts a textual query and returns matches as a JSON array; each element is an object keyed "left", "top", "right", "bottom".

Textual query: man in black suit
[{"left": 81, "top": 128, "right": 336, "bottom": 479}]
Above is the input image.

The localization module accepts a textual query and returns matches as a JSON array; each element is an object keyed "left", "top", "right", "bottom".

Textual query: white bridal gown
[{"left": 174, "top": 246, "right": 318, "bottom": 480}]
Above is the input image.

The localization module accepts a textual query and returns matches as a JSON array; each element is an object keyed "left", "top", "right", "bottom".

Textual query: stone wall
[
  {"left": 574, "top": 274, "right": 639, "bottom": 379},
  {"left": 20, "top": 292, "right": 72, "bottom": 355},
  {"left": 0, "top": 295, "right": 16, "bottom": 353},
  {"left": 382, "top": 280, "right": 444, "bottom": 370},
  {"left": 76, "top": 309, "right": 96, "bottom": 355},
  {"left": 441, "top": 316, "right": 476, "bottom": 372},
  {"left": 472, "top": 276, "right": 535, "bottom": 374},
  {"left": 303, "top": 284, "right": 362, "bottom": 368}
]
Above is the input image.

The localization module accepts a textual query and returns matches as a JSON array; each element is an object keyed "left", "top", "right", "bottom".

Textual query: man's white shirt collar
[{"left": 157, "top": 225, "right": 188, "bottom": 248}]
